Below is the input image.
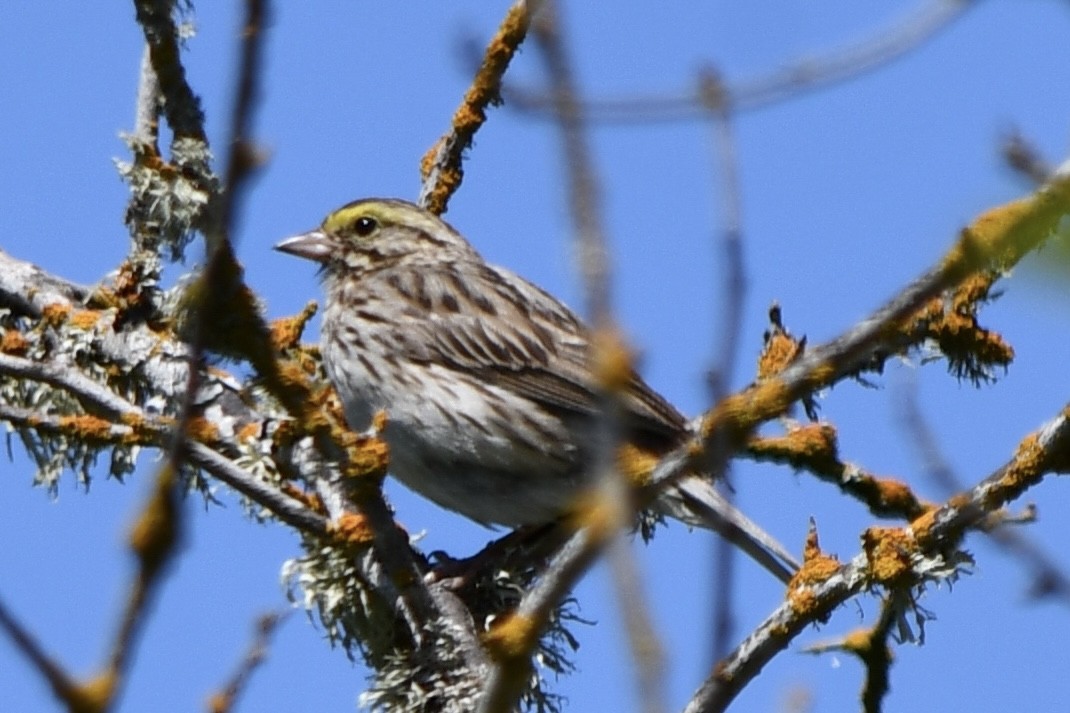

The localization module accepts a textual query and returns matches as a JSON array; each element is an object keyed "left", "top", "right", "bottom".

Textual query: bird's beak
[{"left": 274, "top": 229, "right": 332, "bottom": 263}]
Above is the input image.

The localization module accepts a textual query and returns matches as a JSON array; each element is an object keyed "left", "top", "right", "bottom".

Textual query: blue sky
[{"left": 3, "top": 2, "right": 1070, "bottom": 711}]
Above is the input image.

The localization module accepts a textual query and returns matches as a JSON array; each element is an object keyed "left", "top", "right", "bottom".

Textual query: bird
[{"left": 275, "top": 198, "right": 798, "bottom": 582}]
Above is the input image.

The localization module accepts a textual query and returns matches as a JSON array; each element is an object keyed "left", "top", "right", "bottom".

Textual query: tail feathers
[{"left": 658, "top": 477, "right": 800, "bottom": 584}]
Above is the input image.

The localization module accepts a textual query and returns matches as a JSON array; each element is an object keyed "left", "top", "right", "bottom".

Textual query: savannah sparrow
[{"left": 275, "top": 198, "right": 797, "bottom": 582}]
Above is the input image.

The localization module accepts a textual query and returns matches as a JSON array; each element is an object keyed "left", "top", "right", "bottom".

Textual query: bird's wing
[{"left": 377, "top": 262, "right": 686, "bottom": 440}]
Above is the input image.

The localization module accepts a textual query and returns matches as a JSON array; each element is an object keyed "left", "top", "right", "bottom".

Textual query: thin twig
[
  {"left": 483, "top": 117, "right": 1070, "bottom": 713},
  {"left": 484, "top": 5, "right": 666, "bottom": 713},
  {"left": 212, "top": 0, "right": 268, "bottom": 247},
  {"left": 99, "top": 3, "right": 273, "bottom": 705},
  {"left": 479, "top": 529, "right": 601, "bottom": 713},
  {"left": 186, "top": 442, "right": 330, "bottom": 536},
  {"left": 0, "top": 249, "right": 90, "bottom": 316},
  {"left": 1001, "top": 129, "right": 1053, "bottom": 186},
  {"left": 684, "top": 400, "right": 1070, "bottom": 712},
  {"left": 0, "top": 596, "right": 83, "bottom": 708},
  {"left": 0, "top": 398, "right": 330, "bottom": 537},
  {"left": 858, "top": 593, "right": 902, "bottom": 713},
  {"left": 132, "top": 46, "right": 162, "bottom": 149},
  {"left": 897, "top": 377, "right": 1070, "bottom": 604},
  {"left": 0, "top": 352, "right": 144, "bottom": 422},
  {"left": 535, "top": 0, "right": 661, "bottom": 699},
  {"left": 132, "top": 0, "right": 207, "bottom": 140},
  {"left": 686, "top": 172, "right": 1070, "bottom": 484},
  {"left": 418, "top": 0, "right": 534, "bottom": 214},
  {"left": 743, "top": 424, "right": 930, "bottom": 520},
  {"left": 206, "top": 612, "right": 288, "bottom": 713},
  {"left": 698, "top": 67, "right": 748, "bottom": 664},
  {"left": 505, "top": 0, "right": 974, "bottom": 123}
]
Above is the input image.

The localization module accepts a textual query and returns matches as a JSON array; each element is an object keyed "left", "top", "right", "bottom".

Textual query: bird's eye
[{"left": 353, "top": 216, "right": 378, "bottom": 237}]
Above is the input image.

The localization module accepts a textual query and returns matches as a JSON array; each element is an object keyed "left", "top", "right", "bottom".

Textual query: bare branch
[
  {"left": 0, "top": 596, "right": 87, "bottom": 711},
  {"left": 529, "top": 5, "right": 665, "bottom": 713},
  {"left": 419, "top": 0, "right": 534, "bottom": 214},
  {"left": 206, "top": 612, "right": 288, "bottom": 713},
  {"left": 698, "top": 66, "right": 748, "bottom": 662},
  {"left": 898, "top": 378, "right": 1070, "bottom": 604},
  {"left": 505, "top": 0, "right": 974, "bottom": 123},
  {"left": 0, "top": 353, "right": 143, "bottom": 422},
  {"left": 0, "top": 248, "right": 89, "bottom": 318},
  {"left": 131, "top": 0, "right": 207, "bottom": 141},
  {"left": 684, "top": 402, "right": 1070, "bottom": 712},
  {"left": 131, "top": 46, "right": 162, "bottom": 150},
  {"left": 187, "top": 442, "right": 330, "bottom": 536}
]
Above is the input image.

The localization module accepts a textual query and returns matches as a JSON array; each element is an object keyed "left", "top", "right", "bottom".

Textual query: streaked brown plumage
[{"left": 275, "top": 198, "right": 797, "bottom": 582}]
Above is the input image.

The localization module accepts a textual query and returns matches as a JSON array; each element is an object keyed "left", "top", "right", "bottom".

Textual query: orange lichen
[
  {"left": 854, "top": 475, "right": 927, "bottom": 519},
  {"left": 68, "top": 309, "right": 102, "bottom": 330},
  {"left": 862, "top": 527, "right": 916, "bottom": 584},
  {"left": 206, "top": 692, "right": 231, "bottom": 713},
  {"left": 452, "top": 102, "right": 485, "bottom": 133},
  {"left": 330, "top": 512, "right": 375, "bottom": 547},
  {"left": 975, "top": 433, "right": 1047, "bottom": 511},
  {"left": 69, "top": 670, "right": 117, "bottom": 713},
  {"left": 280, "top": 482, "right": 326, "bottom": 514},
  {"left": 945, "top": 494, "right": 971, "bottom": 514},
  {"left": 951, "top": 272, "right": 995, "bottom": 311},
  {"left": 483, "top": 612, "right": 540, "bottom": 662},
  {"left": 128, "top": 464, "right": 178, "bottom": 573},
  {"left": 418, "top": 0, "right": 530, "bottom": 214},
  {"left": 41, "top": 303, "right": 72, "bottom": 327},
  {"left": 236, "top": 421, "right": 261, "bottom": 443},
  {"left": 870, "top": 478, "right": 916, "bottom": 510},
  {"left": 787, "top": 586, "right": 824, "bottom": 618},
  {"left": 787, "top": 422, "right": 838, "bottom": 458},
  {"left": 305, "top": 380, "right": 341, "bottom": 420},
  {"left": 269, "top": 302, "right": 317, "bottom": 352},
  {"left": 749, "top": 423, "right": 839, "bottom": 469},
  {"left": 750, "top": 424, "right": 929, "bottom": 518},
  {"left": 841, "top": 627, "right": 874, "bottom": 655},
  {"left": 59, "top": 414, "right": 117, "bottom": 442},
  {"left": 757, "top": 304, "right": 806, "bottom": 381},
  {"left": 802, "top": 522, "right": 823, "bottom": 561},
  {"left": 419, "top": 137, "right": 447, "bottom": 180},
  {"left": 339, "top": 434, "right": 390, "bottom": 482},
  {"left": 615, "top": 442, "right": 661, "bottom": 487},
  {"left": 185, "top": 416, "right": 220, "bottom": 445},
  {"left": 118, "top": 411, "right": 143, "bottom": 427},
  {"left": 908, "top": 505, "right": 940, "bottom": 547},
  {"left": 590, "top": 327, "right": 635, "bottom": 393},
  {"left": 1, "top": 329, "right": 30, "bottom": 355},
  {"left": 915, "top": 297, "right": 1014, "bottom": 377},
  {"left": 295, "top": 346, "right": 321, "bottom": 374},
  {"left": 787, "top": 522, "right": 840, "bottom": 620},
  {"left": 758, "top": 328, "right": 804, "bottom": 380},
  {"left": 272, "top": 360, "right": 320, "bottom": 421},
  {"left": 790, "top": 522, "right": 841, "bottom": 591},
  {"left": 702, "top": 379, "right": 795, "bottom": 441},
  {"left": 1006, "top": 433, "right": 1046, "bottom": 485},
  {"left": 792, "top": 555, "right": 841, "bottom": 588}
]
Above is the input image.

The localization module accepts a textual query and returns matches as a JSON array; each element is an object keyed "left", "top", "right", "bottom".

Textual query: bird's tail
[{"left": 656, "top": 476, "right": 800, "bottom": 584}]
